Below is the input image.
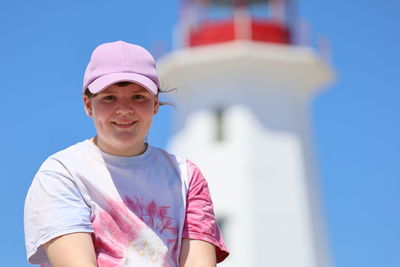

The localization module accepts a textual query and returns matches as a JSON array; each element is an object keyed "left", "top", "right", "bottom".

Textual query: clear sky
[{"left": 1, "top": 0, "right": 399, "bottom": 266}]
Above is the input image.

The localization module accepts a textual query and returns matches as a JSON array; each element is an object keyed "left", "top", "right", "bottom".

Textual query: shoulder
[
  {"left": 151, "top": 147, "right": 205, "bottom": 182},
  {"left": 148, "top": 145, "right": 189, "bottom": 168},
  {"left": 49, "top": 139, "right": 97, "bottom": 161},
  {"left": 38, "top": 139, "right": 99, "bottom": 172}
]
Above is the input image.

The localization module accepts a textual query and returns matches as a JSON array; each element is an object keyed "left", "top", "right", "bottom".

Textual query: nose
[{"left": 116, "top": 100, "right": 134, "bottom": 114}]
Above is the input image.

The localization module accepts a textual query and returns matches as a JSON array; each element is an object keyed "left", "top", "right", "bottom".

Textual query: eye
[
  {"left": 132, "top": 94, "right": 145, "bottom": 100},
  {"left": 102, "top": 95, "right": 116, "bottom": 101}
]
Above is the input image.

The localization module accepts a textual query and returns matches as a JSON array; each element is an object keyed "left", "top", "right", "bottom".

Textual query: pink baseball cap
[{"left": 83, "top": 41, "right": 160, "bottom": 95}]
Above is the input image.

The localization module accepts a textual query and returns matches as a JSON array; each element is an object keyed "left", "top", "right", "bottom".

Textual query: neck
[{"left": 92, "top": 137, "right": 147, "bottom": 157}]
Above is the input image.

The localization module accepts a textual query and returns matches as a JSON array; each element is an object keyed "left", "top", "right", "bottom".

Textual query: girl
[{"left": 24, "top": 40, "right": 229, "bottom": 267}]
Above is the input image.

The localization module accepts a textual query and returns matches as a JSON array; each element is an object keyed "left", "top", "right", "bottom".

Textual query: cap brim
[{"left": 87, "top": 73, "right": 158, "bottom": 95}]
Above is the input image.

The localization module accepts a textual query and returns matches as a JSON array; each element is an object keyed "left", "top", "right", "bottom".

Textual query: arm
[
  {"left": 179, "top": 238, "right": 216, "bottom": 267},
  {"left": 181, "top": 161, "right": 229, "bottom": 264},
  {"left": 24, "top": 160, "right": 95, "bottom": 264},
  {"left": 43, "top": 232, "right": 97, "bottom": 267}
]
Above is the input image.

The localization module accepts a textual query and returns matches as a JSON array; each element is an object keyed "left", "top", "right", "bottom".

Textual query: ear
[
  {"left": 83, "top": 95, "right": 93, "bottom": 117},
  {"left": 153, "top": 95, "right": 160, "bottom": 115}
]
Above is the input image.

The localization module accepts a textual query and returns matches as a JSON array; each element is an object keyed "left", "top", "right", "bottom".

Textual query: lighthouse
[{"left": 158, "top": 0, "right": 333, "bottom": 266}]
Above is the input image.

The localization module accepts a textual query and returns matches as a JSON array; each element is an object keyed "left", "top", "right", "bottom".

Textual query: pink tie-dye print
[
  {"left": 183, "top": 160, "right": 229, "bottom": 263},
  {"left": 25, "top": 141, "right": 229, "bottom": 266},
  {"left": 92, "top": 196, "right": 179, "bottom": 266}
]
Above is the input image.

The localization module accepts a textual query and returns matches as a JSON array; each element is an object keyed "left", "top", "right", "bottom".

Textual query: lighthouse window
[
  {"left": 216, "top": 215, "right": 227, "bottom": 235},
  {"left": 206, "top": 6, "right": 233, "bottom": 21},
  {"left": 214, "top": 107, "right": 225, "bottom": 142},
  {"left": 249, "top": 2, "right": 270, "bottom": 19}
]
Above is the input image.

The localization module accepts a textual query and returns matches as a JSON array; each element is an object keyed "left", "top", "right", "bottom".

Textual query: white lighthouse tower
[{"left": 158, "top": 0, "right": 334, "bottom": 266}]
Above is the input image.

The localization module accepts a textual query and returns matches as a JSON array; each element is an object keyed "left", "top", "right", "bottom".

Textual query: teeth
[{"left": 115, "top": 122, "right": 133, "bottom": 125}]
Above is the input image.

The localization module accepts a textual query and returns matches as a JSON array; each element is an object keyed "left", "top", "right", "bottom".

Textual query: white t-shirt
[{"left": 24, "top": 139, "right": 228, "bottom": 267}]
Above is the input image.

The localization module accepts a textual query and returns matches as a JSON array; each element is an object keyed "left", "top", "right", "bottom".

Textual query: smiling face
[{"left": 83, "top": 83, "right": 159, "bottom": 156}]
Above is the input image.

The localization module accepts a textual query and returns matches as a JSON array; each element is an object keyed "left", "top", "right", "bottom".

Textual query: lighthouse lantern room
[
  {"left": 180, "top": 0, "right": 295, "bottom": 47},
  {"left": 158, "top": 0, "right": 334, "bottom": 266}
]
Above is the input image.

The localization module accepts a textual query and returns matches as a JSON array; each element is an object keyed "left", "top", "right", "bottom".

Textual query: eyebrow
[
  {"left": 98, "top": 90, "right": 116, "bottom": 94},
  {"left": 127, "top": 88, "right": 151, "bottom": 94}
]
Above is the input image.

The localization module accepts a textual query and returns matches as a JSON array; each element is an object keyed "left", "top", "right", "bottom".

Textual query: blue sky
[{"left": 1, "top": 0, "right": 399, "bottom": 266}]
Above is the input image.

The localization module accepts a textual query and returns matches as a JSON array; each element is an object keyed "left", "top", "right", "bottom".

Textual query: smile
[{"left": 112, "top": 121, "right": 137, "bottom": 127}]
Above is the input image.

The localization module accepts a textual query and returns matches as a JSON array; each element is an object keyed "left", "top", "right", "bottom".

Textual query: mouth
[{"left": 112, "top": 121, "right": 137, "bottom": 128}]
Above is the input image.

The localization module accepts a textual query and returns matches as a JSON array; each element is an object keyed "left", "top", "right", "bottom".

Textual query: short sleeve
[
  {"left": 182, "top": 160, "right": 229, "bottom": 263},
  {"left": 24, "top": 158, "right": 93, "bottom": 264}
]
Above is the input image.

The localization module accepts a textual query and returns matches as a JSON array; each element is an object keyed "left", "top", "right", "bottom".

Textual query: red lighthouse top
[{"left": 180, "top": 0, "right": 295, "bottom": 47}]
